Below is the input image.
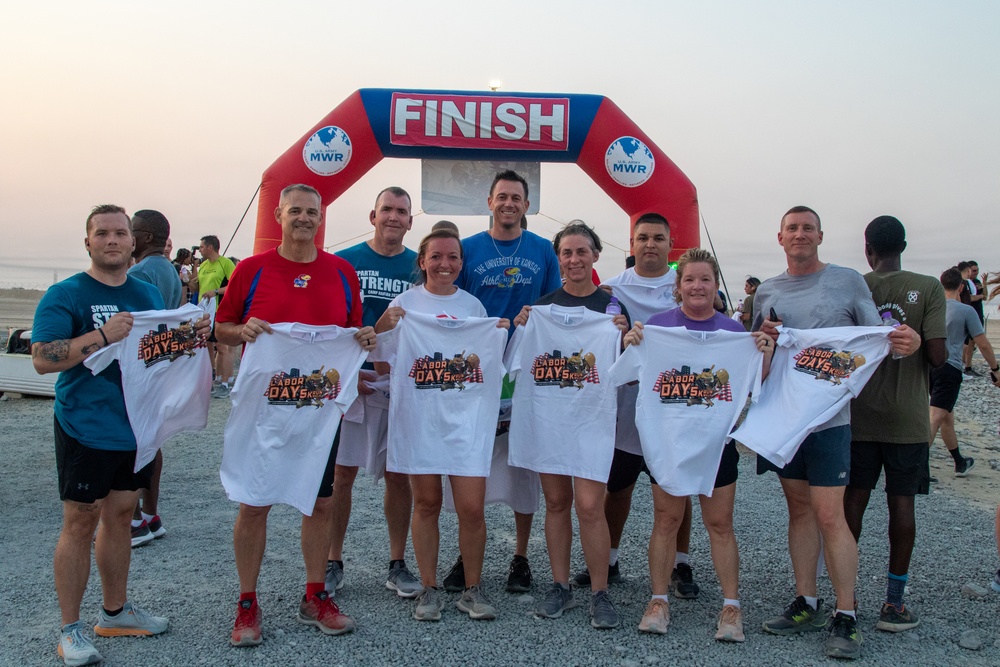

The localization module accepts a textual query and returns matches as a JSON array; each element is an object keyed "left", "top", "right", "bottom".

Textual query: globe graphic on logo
[
  {"left": 605, "top": 136, "right": 654, "bottom": 187},
  {"left": 303, "top": 126, "right": 352, "bottom": 176}
]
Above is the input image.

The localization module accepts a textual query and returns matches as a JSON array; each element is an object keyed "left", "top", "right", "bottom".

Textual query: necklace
[{"left": 491, "top": 232, "right": 522, "bottom": 259}]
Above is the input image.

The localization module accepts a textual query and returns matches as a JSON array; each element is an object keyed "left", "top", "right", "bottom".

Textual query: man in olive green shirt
[{"left": 844, "top": 216, "right": 947, "bottom": 633}]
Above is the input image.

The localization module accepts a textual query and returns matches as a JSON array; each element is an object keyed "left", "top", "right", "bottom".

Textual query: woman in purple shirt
[{"left": 623, "top": 248, "right": 772, "bottom": 643}]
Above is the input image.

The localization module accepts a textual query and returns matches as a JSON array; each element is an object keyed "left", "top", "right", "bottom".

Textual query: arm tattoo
[
  {"left": 35, "top": 339, "right": 71, "bottom": 363},
  {"left": 81, "top": 343, "right": 101, "bottom": 356}
]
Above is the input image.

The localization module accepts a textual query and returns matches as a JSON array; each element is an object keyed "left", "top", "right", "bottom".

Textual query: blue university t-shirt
[
  {"left": 335, "top": 242, "right": 418, "bottom": 327},
  {"left": 32, "top": 273, "right": 163, "bottom": 451},
  {"left": 457, "top": 230, "right": 562, "bottom": 324}
]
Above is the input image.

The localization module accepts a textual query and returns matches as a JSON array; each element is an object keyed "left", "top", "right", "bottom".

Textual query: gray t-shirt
[
  {"left": 753, "top": 264, "right": 881, "bottom": 430},
  {"left": 942, "top": 298, "right": 984, "bottom": 370},
  {"left": 129, "top": 254, "right": 183, "bottom": 309}
]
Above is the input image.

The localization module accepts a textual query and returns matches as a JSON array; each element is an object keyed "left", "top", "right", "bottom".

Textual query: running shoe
[
  {"left": 386, "top": 560, "right": 422, "bottom": 598},
  {"left": 992, "top": 568, "right": 1000, "bottom": 593},
  {"left": 875, "top": 603, "right": 920, "bottom": 632},
  {"left": 325, "top": 560, "right": 344, "bottom": 594},
  {"left": 297, "top": 591, "right": 355, "bottom": 635},
  {"left": 671, "top": 563, "right": 700, "bottom": 599},
  {"left": 413, "top": 587, "right": 444, "bottom": 622},
  {"left": 505, "top": 555, "right": 532, "bottom": 592},
  {"left": 534, "top": 584, "right": 577, "bottom": 619},
  {"left": 572, "top": 561, "right": 622, "bottom": 588},
  {"left": 146, "top": 515, "right": 166, "bottom": 539},
  {"left": 230, "top": 599, "right": 262, "bottom": 647},
  {"left": 955, "top": 456, "right": 975, "bottom": 477},
  {"left": 761, "top": 596, "right": 826, "bottom": 635},
  {"left": 456, "top": 585, "right": 497, "bottom": 620},
  {"left": 130, "top": 521, "right": 154, "bottom": 548},
  {"left": 58, "top": 621, "right": 102, "bottom": 666},
  {"left": 212, "top": 384, "right": 231, "bottom": 399},
  {"left": 715, "top": 604, "right": 745, "bottom": 642},
  {"left": 443, "top": 555, "right": 465, "bottom": 592},
  {"left": 589, "top": 590, "right": 620, "bottom": 629},
  {"left": 638, "top": 598, "right": 670, "bottom": 634},
  {"left": 825, "top": 612, "right": 862, "bottom": 659},
  {"left": 94, "top": 601, "right": 168, "bottom": 637}
]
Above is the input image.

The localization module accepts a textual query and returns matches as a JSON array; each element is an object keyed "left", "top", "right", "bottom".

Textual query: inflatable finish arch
[{"left": 254, "top": 89, "right": 698, "bottom": 257}]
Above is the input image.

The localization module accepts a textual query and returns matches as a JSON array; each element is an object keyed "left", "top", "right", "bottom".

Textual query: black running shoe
[
  {"left": 671, "top": 563, "right": 699, "bottom": 599},
  {"left": 442, "top": 555, "right": 465, "bottom": 592},
  {"left": 826, "top": 612, "right": 862, "bottom": 659},
  {"left": 506, "top": 555, "right": 532, "bottom": 592}
]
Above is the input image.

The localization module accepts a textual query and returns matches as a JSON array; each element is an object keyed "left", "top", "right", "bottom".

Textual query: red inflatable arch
[{"left": 254, "top": 89, "right": 698, "bottom": 257}]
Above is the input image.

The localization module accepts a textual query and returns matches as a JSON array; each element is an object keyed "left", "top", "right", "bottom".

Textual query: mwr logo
[
  {"left": 391, "top": 93, "right": 569, "bottom": 151},
  {"left": 793, "top": 347, "right": 866, "bottom": 385},
  {"left": 409, "top": 351, "right": 483, "bottom": 391},
  {"left": 137, "top": 320, "right": 204, "bottom": 368},
  {"left": 653, "top": 365, "right": 732, "bottom": 407},
  {"left": 265, "top": 365, "right": 342, "bottom": 409},
  {"left": 303, "top": 126, "right": 352, "bottom": 176},
  {"left": 530, "top": 349, "right": 599, "bottom": 389},
  {"left": 605, "top": 136, "right": 654, "bottom": 187}
]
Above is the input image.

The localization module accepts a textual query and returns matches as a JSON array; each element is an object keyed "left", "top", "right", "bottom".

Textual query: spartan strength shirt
[
  {"left": 85, "top": 303, "right": 212, "bottom": 471},
  {"left": 609, "top": 326, "right": 763, "bottom": 497},
  {"left": 505, "top": 305, "right": 622, "bottom": 482},
  {"left": 220, "top": 323, "right": 367, "bottom": 514}
]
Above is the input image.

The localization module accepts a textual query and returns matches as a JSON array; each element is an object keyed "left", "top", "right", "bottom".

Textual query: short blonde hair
[{"left": 672, "top": 248, "right": 720, "bottom": 304}]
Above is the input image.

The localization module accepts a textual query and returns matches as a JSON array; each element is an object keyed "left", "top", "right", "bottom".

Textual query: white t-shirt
[
  {"left": 505, "top": 305, "right": 621, "bottom": 481},
  {"left": 609, "top": 326, "right": 763, "bottom": 496},
  {"left": 604, "top": 267, "right": 678, "bottom": 324},
  {"left": 388, "top": 284, "right": 488, "bottom": 319},
  {"left": 220, "top": 323, "right": 367, "bottom": 515},
  {"left": 86, "top": 303, "right": 212, "bottom": 472},
  {"left": 732, "top": 325, "right": 891, "bottom": 467},
  {"left": 374, "top": 311, "right": 506, "bottom": 476},
  {"left": 604, "top": 267, "right": 678, "bottom": 455}
]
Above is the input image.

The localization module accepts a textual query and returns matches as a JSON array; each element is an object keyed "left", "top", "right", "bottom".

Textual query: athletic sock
[
  {"left": 950, "top": 447, "right": 964, "bottom": 465},
  {"left": 652, "top": 594, "right": 669, "bottom": 602},
  {"left": 239, "top": 591, "right": 256, "bottom": 604},
  {"left": 130, "top": 519, "right": 144, "bottom": 528},
  {"left": 674, "top": 552, "right": 689, "bottom": 567},
  {"left": 723, "top": 598, "right": 741, "bottom": 609},
  {"left": 803, "top": 595, "right": 819, "bottom": 610},
  {"left": 305, "top": 582, "right": 325, "bottom": 599},
  {"left": 103, "top": 606, "right": 123, "bottom": 617},
  {"left": 835, "top": 609, "right": 857, "bottom": 620},
  {"left": 608, "top": 548, "right": 619, "bottom": 566},
  {"left": 886, "top": 572, "right": 907, "bottom": 609},
  {"left": 141, "top": 511, "right": 155, "bottom": 523},
  {"left": 389, "top": 559, "right": 405, "bottom": 570}
]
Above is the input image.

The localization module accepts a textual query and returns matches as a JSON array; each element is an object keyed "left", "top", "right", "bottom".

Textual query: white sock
[
  {"left": 723, "top": 598, "right": 740, "bottom": 608},
  {"left": 674, "top": 552, "right": 689, "bottom": 567},
  {"left": 131, "top": 519, "right": 144, "bottom": 528},
  {"left": 804, "top": 596, "right": 819, "bottom": 610},
  {"left": 609, "top": 548, "right": 619, "bottom": 566},
  {"left": 141, "top": 511, "right": 155, "bottom": 522},
  {"left": 652, "top": 594, "right": 669, "bottom": 602},
  {"left": 227, "top": 376, "right": 235, "bottom": 384},
  {"left": 835, "top": 609, "right": 857, "bottom": 619}
]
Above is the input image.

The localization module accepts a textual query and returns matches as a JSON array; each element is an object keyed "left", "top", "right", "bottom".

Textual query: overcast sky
[{"left": 1, "top": 1, "right": 997, "bottom": 300}]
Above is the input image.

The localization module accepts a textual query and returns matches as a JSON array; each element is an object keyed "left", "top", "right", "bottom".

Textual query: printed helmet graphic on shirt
[
  {"left": 265, "top": 365, "right": 342, "bottom": 408},
  {"left": 530, "top": 348, "right": 600, "bottom": 389},
  {"left": 137, "top": 320, "right": 206, "bottom": 368},
  {"left": 793, "top": 346, "right": 866, "bottom": 385},
  {"left": 652, "top": 364, "right": 732, "bottom": 407},
  {"left": 410, "top": 350, "right": 483, "bottom": 391}
]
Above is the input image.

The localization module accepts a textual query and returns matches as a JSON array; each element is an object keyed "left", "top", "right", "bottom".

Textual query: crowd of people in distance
[{"left": 30, "top": 171, "right": 1000, "bottom": 667}]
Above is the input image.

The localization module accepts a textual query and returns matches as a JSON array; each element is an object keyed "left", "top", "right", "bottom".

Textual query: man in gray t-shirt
[
  {"left": 929, "top": 267, "right": 1000, "bottom": 476},
  {"left": 753, "top": 206, "right": 920, "bottom": 660}
]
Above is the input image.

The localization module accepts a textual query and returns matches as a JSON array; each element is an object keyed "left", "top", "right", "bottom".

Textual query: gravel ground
[{"left": 2, "top": 393, "right": 999, "bottom": 667}]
